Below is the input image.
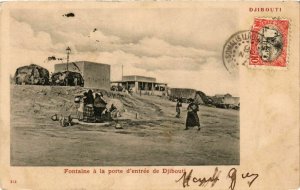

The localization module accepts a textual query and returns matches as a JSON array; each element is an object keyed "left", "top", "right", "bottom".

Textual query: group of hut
[
  {"left": 168, "top": 88, "right": 240, "bottom": 110},
  {"left": 13, "top": 63, "right": 240, "bottom": 110},
  {"left": 14, "top": 64, "right": 84, "bottom": 86}
]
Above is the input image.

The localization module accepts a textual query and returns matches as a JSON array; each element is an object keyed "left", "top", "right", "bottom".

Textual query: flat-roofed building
[
  {"left": 54, "top": 61, "right": 110, "bottom": 90},
  {"left": 111, "top": 75, "right": 167, "bottom": 96}
]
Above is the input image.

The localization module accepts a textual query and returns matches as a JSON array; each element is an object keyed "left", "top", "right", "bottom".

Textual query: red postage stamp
[{"left": 250, "top": 18, "right": 289, "bottom": 67}]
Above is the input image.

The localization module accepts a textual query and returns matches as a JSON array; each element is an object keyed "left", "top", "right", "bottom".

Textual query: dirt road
[{"left": 11, "top": 85, "right": 239, "bottom": 166}]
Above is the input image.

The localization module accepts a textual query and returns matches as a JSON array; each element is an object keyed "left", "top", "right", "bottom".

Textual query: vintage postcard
[{"left": 0, "top": 1, "right": 299, "bottom": 190}]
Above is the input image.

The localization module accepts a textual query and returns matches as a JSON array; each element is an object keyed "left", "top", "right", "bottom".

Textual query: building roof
[
  {"left": 55, "top": 61, "right": 110, "bottom": 67},
  {"left": 111, "top": 80, "right": 167, "bottom": 85},
  {"left": 170, "top": 87, "right": 196, "bottom": 91},
  {"left": 122, "top": 75, "right": 156, "bottom": 82},
  {"left": 111, "top": 75, "right": 169, "bottom": 85},
  {"left": 123, "top": 75, "right": 156, "bottom": 79}
]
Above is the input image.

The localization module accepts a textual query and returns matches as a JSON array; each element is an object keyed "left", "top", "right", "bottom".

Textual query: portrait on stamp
[{"left": 250, "top": 18, "right": 289, "bottom": 67}]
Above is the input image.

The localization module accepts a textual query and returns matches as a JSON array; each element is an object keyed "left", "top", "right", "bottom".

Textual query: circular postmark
[
  {"left": 256, "top": 25, "right": 283, "bottom": 62},
  {"left": 222, "top": 30, "right": 250, "bottom": 75}
]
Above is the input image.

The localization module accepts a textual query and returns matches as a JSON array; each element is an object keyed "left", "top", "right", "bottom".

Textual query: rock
[{"left": 115, "top": 123, "right": 123, "bottom": 129}]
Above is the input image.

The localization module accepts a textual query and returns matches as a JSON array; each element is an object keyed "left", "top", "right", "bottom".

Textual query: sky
[{"left": 9, "top": 7, "right": 239, "bottom": 96}]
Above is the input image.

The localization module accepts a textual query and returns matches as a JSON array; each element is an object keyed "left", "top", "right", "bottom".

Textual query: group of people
[
  {"left": 176, "top": 98, "right": 201, "bottom": 131},
  {"left": 75, "top": 89, "right": 200, "bottom": 128},
  {"left": 76, "top": 89, "right": 111, "bottom": 122}
]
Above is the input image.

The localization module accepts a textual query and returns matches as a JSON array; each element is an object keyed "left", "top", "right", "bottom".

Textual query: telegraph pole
[
  {"left": 122, "top": 64, "right": 123, "bottom": 80},
  {"left": 66, "top": 46, "right": 71, "bottom": 71}
]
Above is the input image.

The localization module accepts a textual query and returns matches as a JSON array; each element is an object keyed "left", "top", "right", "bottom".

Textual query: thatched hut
[
  {"left": 15, "top": 64, "right": 49, "bottom": 85},
  {"left": 169, "top": 88, "right": 196, "bottom": 102},
  {"left": 194, "top": 91, "right": 211, "bottom": 105},
  {"left": 51, "top": 71, "right": 84, "bottom": 86},
  {"left": 210, "top": 94, "right": 240, "bottom": 109}
]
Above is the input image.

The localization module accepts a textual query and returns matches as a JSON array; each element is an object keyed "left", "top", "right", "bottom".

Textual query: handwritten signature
[{"left": 176, "top": 167, "right": 259, "bottom": 190}]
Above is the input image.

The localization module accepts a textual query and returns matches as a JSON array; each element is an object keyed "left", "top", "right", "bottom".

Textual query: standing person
[
  {"left": 86, "top": 89, "right": 94, "bottom": 105},
  {"left": 185, "top": 98, "right": 201, "bottom": 131},
  {"left": 94, "top": 93, "right": 102, "bottom": 122},
  {"left": 81, "top": 92, "right": 88, "bottom": 121},
  {"left": 74, "top": 94, "right": 83, "bottom": 121},
  {"left": 77, "top": 95, "right": 85, "bottom": 121},
  {"left": 83, "top": 89, "right": 95, "bottom": 122},
  {"left": 176, "top": 98, "right": 182, "bottom": 118}
]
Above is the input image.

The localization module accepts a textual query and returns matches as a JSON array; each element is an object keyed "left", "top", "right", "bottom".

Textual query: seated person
[{"left": 94, "top": 92, "right": 107, "bottom": 121}]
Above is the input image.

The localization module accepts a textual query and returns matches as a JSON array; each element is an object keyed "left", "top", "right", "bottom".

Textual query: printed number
[{"left": 10, "top": 180, "right": 17, "bottom": 184}]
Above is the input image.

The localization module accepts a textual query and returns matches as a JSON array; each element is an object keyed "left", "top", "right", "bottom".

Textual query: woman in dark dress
[
  {"left": 176, "top": 98, "right": 182, "bottom": 118},
  {"left": 185, "top": 99, "right": 201, "bottom": 130},
  {"left": 83, "top": 89, "right": 95, "bottom": 122},
  {"left": 86, "top": 90, "right": 94, "bottom": 105}
]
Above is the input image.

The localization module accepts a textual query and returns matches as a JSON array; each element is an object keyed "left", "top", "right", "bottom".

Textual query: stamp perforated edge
[{"left": 246, "top": 16, "right": 291, "bottom": 71}]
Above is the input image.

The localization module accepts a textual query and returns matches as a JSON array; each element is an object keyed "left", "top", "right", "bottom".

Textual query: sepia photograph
[
  {"left": 9, "top": 6, "right": 241, "bottom": 166},
  {"left": 1, "top": 1, "right": 299, "bottom": 190}
]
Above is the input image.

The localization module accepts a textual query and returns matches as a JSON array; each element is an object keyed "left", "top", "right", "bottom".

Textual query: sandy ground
[{"left": 11, "top": 85, "right": 239, "bottom": 166}]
